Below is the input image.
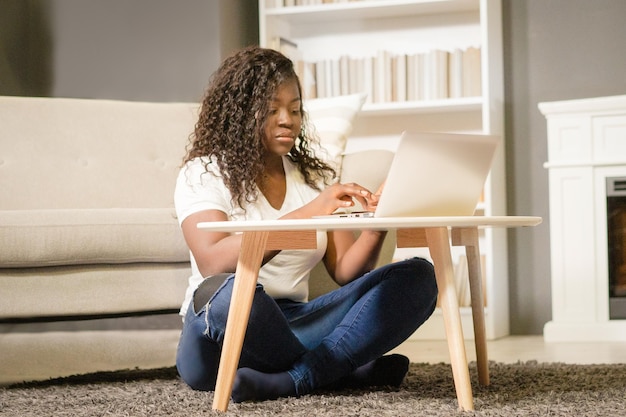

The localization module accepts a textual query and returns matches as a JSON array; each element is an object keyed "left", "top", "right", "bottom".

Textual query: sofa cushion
[
  {"left": 0, "top": 263, "right": 189, "bottom": 318},
  {"left": 0, "top": 208, "right": 189, "bottom": 268},
  {"left": 305, "top": 92, "right": 367, "bottom": 173},
  {"left": 0, "top": 96, "right": 198, "bottom": 210}
]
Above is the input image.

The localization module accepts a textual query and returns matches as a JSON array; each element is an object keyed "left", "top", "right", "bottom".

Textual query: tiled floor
[{"left": 391, "top": 335, "right": 626, "bottom": 364}]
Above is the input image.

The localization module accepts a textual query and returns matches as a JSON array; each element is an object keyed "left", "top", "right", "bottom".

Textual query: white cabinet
[
  {"left": 259, "top": 0, "right": 508, "bottom": 339},
  {"left": 541, "top": 95, "right": 626, "bottom": 342}
]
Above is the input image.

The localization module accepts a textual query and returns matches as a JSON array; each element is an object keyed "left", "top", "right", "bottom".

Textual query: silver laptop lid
[{"left": 374, "top": 131, "right": 499, "bottom": 217}]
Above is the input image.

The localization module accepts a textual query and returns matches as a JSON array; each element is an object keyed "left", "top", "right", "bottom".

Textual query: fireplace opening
[{"left": 606, "top": 177, "right": 626, "bottom": 319}]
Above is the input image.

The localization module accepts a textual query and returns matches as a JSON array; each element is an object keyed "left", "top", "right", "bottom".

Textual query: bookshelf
[{"left": 259, "top": 0, "right": 508, "bottom": 340}]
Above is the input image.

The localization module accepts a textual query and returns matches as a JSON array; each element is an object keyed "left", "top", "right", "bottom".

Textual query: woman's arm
[
  {"left": 181, "top": 209, "right": 282, "bottom": 277},
  {"left": 181, "top": 182, "right": 380, "bottom": 279},
  {"left": 323, "top": 229, "right": 388, "bottom": 286},
  {"left": 321, "top": 180, "right": 387, "bottom": 285}
]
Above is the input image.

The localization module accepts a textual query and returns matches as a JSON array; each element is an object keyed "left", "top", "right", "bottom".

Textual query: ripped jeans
[{"left": 175, "top": 257, "right": 437, "bottom": 396}]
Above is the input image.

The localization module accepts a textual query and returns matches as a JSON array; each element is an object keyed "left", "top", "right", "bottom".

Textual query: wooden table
[{"left": 197, "top": 216, "right": 542, "bottom": 412}]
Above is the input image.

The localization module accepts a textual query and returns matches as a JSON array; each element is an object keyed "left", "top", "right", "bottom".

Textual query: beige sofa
[
  {"left": 0, "top": 94, "right": 393, "bottom": 385},
  {"left": 0, "top": 96, "right": 198, "bottom": 385}
]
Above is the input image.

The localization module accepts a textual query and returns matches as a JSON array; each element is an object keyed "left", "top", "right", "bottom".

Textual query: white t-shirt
[{"left": 174, "top": 156, "right": 328, "bottom": 317}]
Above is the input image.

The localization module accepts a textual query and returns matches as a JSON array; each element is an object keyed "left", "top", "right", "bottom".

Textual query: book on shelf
[
  {"left": 273, "top": 36, "right": 316, "bottom": 99},
  {"left": 374, "top": 50, "right": 392, "bottom": 103},
  {"left": 267, "top": 0, "right": 368, "bottom": 7},
  {"left": 449, "top": 48, "right": 464, "bottom": 99},
  {"left": 297, "top": 60, "right": 317, "bottom": 99},
  {"left": 339, "top": 55, "right": 350, "bottom": 96},
  {"left": 289, "top": 46, "right": 481, "bottom": 103},
  {"left": 331, "top": 59, "right": 341, "bottom": 97},
  {"left": 406, "top": 52, "right": 425, "bottom": 101},
  {"left": 273, "top": 36, "right": 300, "bottom": 63},
  {"left": 362, "top": 56, "right": 374, "bottom": 104},
  {"left": 314, "top": 59, "right": 327, "bottom": 99},
  {"left": 348, "top": 56, "right": 359, "bottom": 98},
  {"left": 425, "top": 49, "right": 449, "bottom": 101},
  {"left": 392, "top": 53, "right": 407, "bottom": 102},
  {"left": 462, "top": 46, "right": 482, "bottom": 98}
]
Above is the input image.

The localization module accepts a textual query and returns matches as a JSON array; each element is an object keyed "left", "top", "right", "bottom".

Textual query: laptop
[{"left": 324, "top": 131, "right": 500, "bottom": 218}]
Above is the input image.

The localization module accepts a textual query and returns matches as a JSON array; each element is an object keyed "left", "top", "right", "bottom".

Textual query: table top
[{"left": 197, "top": 215, "right": 542, "bottom": 232}]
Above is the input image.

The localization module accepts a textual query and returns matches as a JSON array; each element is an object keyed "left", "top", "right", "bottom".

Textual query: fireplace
[
  {"left": 606, "top": 177, "right": 626, "bottom": 319},
  {"left": 540, "top": 95, "right": 626, "bottom": 342}
]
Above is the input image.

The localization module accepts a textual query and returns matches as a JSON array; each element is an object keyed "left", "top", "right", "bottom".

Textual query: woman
[{"left": 174, "top": 46, "right": 438, "bottom": 403}]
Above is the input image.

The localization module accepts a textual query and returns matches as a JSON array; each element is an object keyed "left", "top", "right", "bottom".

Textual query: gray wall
[
  {"left": 0, "top": 0, "right": 259, "bottom": 101},
  {"left": 0, "top": 0, "right": 52, "bottom": 96},
  {"left": 3, "top": 0, "right": 626, "bottom": 334},
  {"left": 503, "top": 0, "right": 626, "bottom": 334}
]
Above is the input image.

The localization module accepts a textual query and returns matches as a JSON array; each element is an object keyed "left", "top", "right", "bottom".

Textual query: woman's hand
[{"left": 309, "top": 182, "right": 377, "bottom": 215}]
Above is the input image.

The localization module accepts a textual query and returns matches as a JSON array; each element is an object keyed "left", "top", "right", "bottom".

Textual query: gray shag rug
[{"left": 1, "top": 361, "right": 625, "bottom": 416}]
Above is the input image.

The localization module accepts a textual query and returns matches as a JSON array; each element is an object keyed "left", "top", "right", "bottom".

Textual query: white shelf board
[
  {"left": 361, "top": 97, "right": 483, "bottom": 116},
  {"left": 266, "top": 0, "right": 479, "bottom": 23}
]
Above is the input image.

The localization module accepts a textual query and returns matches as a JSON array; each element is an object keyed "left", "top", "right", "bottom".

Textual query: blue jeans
[{"left": 176, "top": 257, "right": 437, "bottom": 395}]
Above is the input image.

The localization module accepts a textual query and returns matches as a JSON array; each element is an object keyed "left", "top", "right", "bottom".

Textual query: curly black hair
[{"left": 184, "top": 46, "right": 336, "bottom": 209}]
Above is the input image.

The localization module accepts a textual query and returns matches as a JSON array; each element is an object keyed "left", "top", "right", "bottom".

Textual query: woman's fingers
[
  {"left": 310, "top": 182, "right": 378, "bottom": 215},
  {"left": 339, "top": 194, "right": 354, "bottom": 207},
  {"left": 334, "top": 183, "right": 376, "bottom": 210}
]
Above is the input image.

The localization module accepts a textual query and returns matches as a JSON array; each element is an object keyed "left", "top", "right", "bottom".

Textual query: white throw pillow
[{"left": 304, "top": 92, "right": 367, "bottom": 173}]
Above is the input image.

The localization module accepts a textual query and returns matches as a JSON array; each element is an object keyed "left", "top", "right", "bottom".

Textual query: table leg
[
  {"left": 426, "top": 227, "right": 474, "bottom": 411},
  {"left": 212, "top": 231, "right": 269, "bottom": 412},
  {"left": 465, "top": 233, "right": 489, "bottom": 386},
  {"left": 451, "top": 227, "right": 489, "bottom": 386}
]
